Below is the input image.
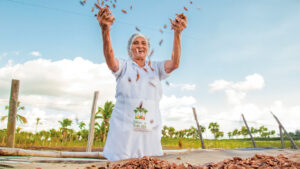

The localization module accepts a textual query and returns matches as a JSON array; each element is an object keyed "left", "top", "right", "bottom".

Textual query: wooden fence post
[
  {"left": 271, "top": 112, "right": 298, "bottom": 149},
  {"left": 192, "top": 107, "right": 205, "bottom": 149},
  {"left": 86, "top": 91, "right": 99, "bottom": 152},
  {"left": 279, "top": 125, "right": 285, "bottom": 149},
  {"left": 241, "top": 114, "right": 256, "bottom": 148},
  {"left": 6, "top": 79, "right": 20, "bottom": 148}
]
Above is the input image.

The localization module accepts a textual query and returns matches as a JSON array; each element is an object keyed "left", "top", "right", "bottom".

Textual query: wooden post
[
  {"left": 6, "top": 79, "right": 20, "bottom": 148},
  {"left": 279, "top": 125, "right": 285, "bottom": 149},
  {"left": 271, "top": 112, "right": 298, "bottom": 149},
  {"left": 241, "top": 114, "right": 256, "bottom": 148},
  {"left": 192, "top": 107, "right": 205, "bottom": 149},
  {"left": 86, "top": 91, "right": 99, "bottom": 152}
]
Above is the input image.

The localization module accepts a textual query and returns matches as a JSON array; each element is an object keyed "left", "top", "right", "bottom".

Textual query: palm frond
[
  {"left": 17, "top": 115, "right": 28, "bottom": 124},
  {"left": 0, "top": 116, "right": 8, "bottom": 122}
]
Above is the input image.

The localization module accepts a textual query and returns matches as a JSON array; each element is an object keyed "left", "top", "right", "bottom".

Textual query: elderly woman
[{"left": 97, "top": 7, "right": 187, "bottom": 161}]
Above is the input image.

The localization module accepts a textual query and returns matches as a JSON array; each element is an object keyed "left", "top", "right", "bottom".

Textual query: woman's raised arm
[
  {"left": 164, "top": 13, "right": 187, "bottom": 74},
  {"left": 97, "top": 7, "right": 119, "bottom": 72}
]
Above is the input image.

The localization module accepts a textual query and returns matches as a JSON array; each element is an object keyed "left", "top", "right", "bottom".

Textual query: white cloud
[
  {"left": 160, "top": 95, "right": 198, "bottom": 129},
  {"left": 232, "top": 74, "right": 264, "bottom": 91},
  {"left": 1, "top": 60, "right": 298, "bottom": 137},
  {"left": 209, "top": 80, "right": 232, "bottom": 91},
  {"left": 168, "top": 82, "right": 196, "bottom": 91},
  {"left": 203, "top": 74, "right": 299, "bottom": 138},
  {"left": 181, "top": 100, "right": 300, "bottom": 139},
  {"left": 0, "top": 58, "right": 199, "bottom": 132},
  {"left": 0, "top": 57, "right": 116, "bottom": 131},
  {"left": 29, "top": 51, "right": 42, "bottom": 57},
  {"left": 209, "top": 74, "right": 265, "bottom": 104},
  {"left": 0, "top": 57, "right": 116, "bottom": 101}
]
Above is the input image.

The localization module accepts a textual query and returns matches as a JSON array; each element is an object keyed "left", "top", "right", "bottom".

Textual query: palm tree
[
  {"left": 185, "top": 127, "right": 194, "bottom": 138},
  {"left": 94, "top": 122, "right": 102, "bottom": 140},
  {"left": 227, "top": 131, "right": 232, "bottom": 139},
  {"left": 49, "top": 128, "right": 59, "bottom": 145},
  {"left": 162, "top": 125, "right": 168, "bottom": 138},
  {"left": 167, "top": 126, "right": 175, "bottom": 138},
  {"left": 208, "top": 122, "right": 223, "bottom": 139},
  {"left": 258, "top": 125, "right": 268, "bottom": 138},
  {"left": 78, "top": 121, "right": 86, "bottom": 130},
  {"left": 75, "top": 121, "right": 86, "bottom": 140},
  {"left": 58, "top": 118, "right": 72, "bottom": 142},
  {"left": 1, "top": 101, "right": 27, "bottom": 125},
  {"left": 177, "top": 130, "right": 185, "bottom": 138},
  {"left": 186, "top": 126, "right": 205, "bottom": 139},
  {"left": 240, "top": 126, "right": 249, "bottom": 138},
  {"left": 35, "top": 117, "right": 41, "bottom": 133},
  {"left": 232, "top": 129, "right": 239, "bottom": 138},
  {"left": 250, "top": 127, "right": 258, "bottom": 137},
  {"left": 95, "top": 101, "right": 114, "bottom": 142},
  {"left": 16, "top": 127, "right": 22, "bottom": 134}
]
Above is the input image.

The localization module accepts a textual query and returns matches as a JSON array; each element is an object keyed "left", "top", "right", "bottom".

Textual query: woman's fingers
[
  {"left": 169, "top": 18, "right": 175, "bottom": 26},
  {"left": 106, "top": 15, "right": 115, "bottom": 23},
  {"left": 171, "top": 22, "right": 180, "bottom": 30},
  {"left": 99, "top": 14, "right": 114, "bottom": 27},
  {"left": 169, "top": 13, "right": 187, "bottom": 32},
  {"left": 97, "top": 6, "right": 115, "bottom": 28},
  {"left": 174, "top": 17, "right": 187, "bottom": 30},
  {"left": 179, "top": 19, "right": 187, "bottom": 28},
  {"left": 98, "top": 6, "right": 110, "bottom": 18}
]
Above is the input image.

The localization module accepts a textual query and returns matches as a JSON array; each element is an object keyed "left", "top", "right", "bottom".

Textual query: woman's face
[{"left": 131, "top": 36, "right": 148, "bottom": 60}]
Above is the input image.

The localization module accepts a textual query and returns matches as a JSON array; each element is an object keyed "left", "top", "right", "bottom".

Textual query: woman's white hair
[{"left": 127, "top": 33, "right": 150, "bottom": 58}]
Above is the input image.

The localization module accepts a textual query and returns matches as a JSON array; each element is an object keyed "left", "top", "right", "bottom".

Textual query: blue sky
[{"left": 0, "top": 0, "right": 299, "bottom": 136}]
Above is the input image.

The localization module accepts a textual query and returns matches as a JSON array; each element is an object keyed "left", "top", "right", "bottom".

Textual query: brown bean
[
  {"left": 159, "top": 39, "right": 163, "bottom": 46},
  {"left": 95, "top": 3, "right": 101, "bottom": 9},
  {"left": 80, "top": 1, "right": 84, "bottom": 6},
  {"left": 149, "top": 50, "right": 154, "bottom": 57},
  {"left": 136, "top": 71, "right": 140, "bottom": 81}
]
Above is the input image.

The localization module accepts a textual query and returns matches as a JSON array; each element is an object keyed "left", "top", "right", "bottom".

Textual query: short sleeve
[
  {"left": 112, "top": 58, "right": 126, "bottom": 79},
  {"left": 154, "top": 60, "right": 171, "bottom": 80}
]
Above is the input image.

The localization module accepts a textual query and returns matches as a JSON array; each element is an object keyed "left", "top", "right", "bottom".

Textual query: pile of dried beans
[{"left": 91, "top": 154, "right": 300, "bottom": 169}]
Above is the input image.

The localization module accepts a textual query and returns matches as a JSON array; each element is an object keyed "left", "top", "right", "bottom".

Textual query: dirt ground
[{"left": 0, "top": 149, "right": 299, "bottom": 169}]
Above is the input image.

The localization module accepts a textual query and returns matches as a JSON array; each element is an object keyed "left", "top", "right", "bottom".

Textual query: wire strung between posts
[{"left": 4, "top": 0, "right": 203, "bottom": 41}]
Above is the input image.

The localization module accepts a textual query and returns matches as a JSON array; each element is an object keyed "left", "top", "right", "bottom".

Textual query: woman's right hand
[{"left": 97, "top": 6, "right": 115, "bottom": 30}]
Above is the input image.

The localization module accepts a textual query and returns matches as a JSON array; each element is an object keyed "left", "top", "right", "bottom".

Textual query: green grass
[
  {"left": 1, "top": 136, "right": 300, "bottom": 150},
  {"left": 161, "top": 138, "right": 300, "bottom": 149}
]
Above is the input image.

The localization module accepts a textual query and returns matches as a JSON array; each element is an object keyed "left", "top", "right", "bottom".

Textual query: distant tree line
[{"left": 1, "top": 102, "right": 298, "bottom": 147}]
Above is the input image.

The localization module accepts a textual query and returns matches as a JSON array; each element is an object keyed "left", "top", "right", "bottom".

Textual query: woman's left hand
[{"left": 170, "top": 13, "right": 187, "bottom": 34}]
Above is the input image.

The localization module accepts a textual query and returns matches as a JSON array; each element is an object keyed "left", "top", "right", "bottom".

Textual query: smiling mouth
[{"left": 136, "top": 49, "right": 145, "bottom": 55}]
